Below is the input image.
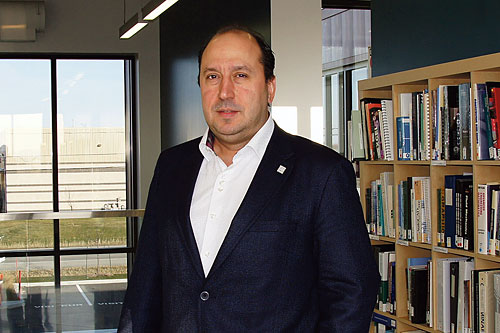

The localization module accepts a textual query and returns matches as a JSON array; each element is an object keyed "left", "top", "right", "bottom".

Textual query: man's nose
[{"left": 218, "top": 76, "right": 235, "bottom": 100}]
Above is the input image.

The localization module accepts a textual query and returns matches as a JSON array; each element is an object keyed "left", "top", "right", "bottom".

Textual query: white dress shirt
[{"left": 190, "top": 115, "right": 274, "bottom": 276}]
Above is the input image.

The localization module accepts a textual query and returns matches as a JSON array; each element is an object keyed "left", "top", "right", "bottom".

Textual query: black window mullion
[
  {"left": 50, "top": 58, "right": 61, "bottom": 289},
  {"left": 50, "top": 57, "right": 63, "bottom": 333}
]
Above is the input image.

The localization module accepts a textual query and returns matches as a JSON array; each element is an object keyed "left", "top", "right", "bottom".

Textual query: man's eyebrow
[
  {"left": 202, "top": 65, "right": 254, "bottom": 74},
  {"left": 202, "top": 67, "right": 219, "bottom": 74},
  {"left": 233, "top": 65, "right": 253, "bottom": 72}
]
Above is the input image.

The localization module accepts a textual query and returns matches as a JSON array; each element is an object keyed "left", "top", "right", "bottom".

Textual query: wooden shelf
[{"left": 362, "top": 52, "right": 500, "bottom": 333}]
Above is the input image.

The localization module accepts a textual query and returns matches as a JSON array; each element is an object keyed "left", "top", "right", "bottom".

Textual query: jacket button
[{"left": 200, "top": 291, "right": 209, "bottom": 301}]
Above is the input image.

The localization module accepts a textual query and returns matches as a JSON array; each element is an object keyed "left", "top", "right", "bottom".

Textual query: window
[
  {"left": 322, "top": 8, "right": 371, "bottom": 156},
  {"left": 0, "top": 55, "right": 137, "bottom": 331}
]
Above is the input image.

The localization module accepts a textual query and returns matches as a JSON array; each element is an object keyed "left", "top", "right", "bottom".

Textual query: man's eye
[
  {"left": 207, "top": 74, "right": 218, "bottom": 80},
  {"left": 235, "top": 73, "right": 248, "bottom": 78}
]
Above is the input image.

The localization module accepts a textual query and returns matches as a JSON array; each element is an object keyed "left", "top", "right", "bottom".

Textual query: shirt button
[
  {"left": 218, "top": 187, "right": 223, "bottom": 192},
  {"left": 200, "top": 291, "right": 209, "bottom": 301},
  {"left": 204, "top": 251, "right": 210, "bottom": 257}
]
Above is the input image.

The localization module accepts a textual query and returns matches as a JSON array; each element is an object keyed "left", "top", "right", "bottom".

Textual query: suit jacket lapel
[
  {"left": 207, "top": 126, "right": 295, "bottom": 278},
  {"left": 175, "top": 142, "right": 205, "bottom": 278}
]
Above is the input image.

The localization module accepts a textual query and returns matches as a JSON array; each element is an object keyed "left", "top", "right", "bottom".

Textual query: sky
[{"left": 0, "top": 59, "right": 125, "bottom": 129}]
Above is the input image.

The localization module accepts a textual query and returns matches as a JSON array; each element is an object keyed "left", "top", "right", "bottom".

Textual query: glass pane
[
  {"left": 0, "top": 255, "right": 56, "bottom": 331},
  {"left": 56, "top": 60, "right": 126, "bottom": 211},
  {"left": 351, "top": 67, "right": 368, "bottom": 109},
  {"left": 331, "top": 73, "right": 341, "bottom": 152},
  {"left": 0, "top": 219, "right": 53, "bottom": 251},
  {"left": 59, "top": 217, "right": 127, "bottom": 249},
  {"left": 60, "top": 254, "right": 127, "bottom": 331},
  {"left": 0, "top": 59, "right": 52, "bottom": 212}
]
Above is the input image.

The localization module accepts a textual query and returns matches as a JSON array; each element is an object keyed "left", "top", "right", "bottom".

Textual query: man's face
[{"left": 199, "top": 31, "right": 276, "bottom": 147}]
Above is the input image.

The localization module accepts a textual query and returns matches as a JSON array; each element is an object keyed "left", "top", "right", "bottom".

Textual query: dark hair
[{"left": 197, "top": 25, "right": 275, "bottom": 85}]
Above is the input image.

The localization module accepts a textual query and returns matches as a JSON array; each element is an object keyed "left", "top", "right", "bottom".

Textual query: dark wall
[
  {"left": 159, "top": 0, "right": 271, "bottom": 149},
  {"left": 371, "top": 0, "right": 500, "bottom": 77}
]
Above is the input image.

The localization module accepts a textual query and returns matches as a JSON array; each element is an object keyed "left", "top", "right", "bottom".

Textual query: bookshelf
[{"left": 360, "top": 52, "right": 500, "bottom": 333}]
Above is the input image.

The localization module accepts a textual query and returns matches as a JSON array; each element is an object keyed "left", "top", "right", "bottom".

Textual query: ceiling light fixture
[
  {"left": 142, "top": 0, "right": 179, "bottom": 21},
  {"left": 119, "top": 13, "right": 147, "bottom": 39}
]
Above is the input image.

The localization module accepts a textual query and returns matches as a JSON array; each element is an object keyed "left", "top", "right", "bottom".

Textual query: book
[
  {"left": 410, "top": 265, "right": 428, "bottom": 324},
  {"left": 478, "top": 269, "right": 500, "bottom": 332},
  {"left": 450, "top": 261, "right": 459, "bottom": 332},
  {"left": 444, "top": 175, "right": 472, "bottom": 248},
  {"left": 475, "top": 84, "right": 492, "bottom": 160},
  {"left": 477, "top": 183, "right": 498, "bottom": 255},
  {"left": 458, "top": 83, "right": 471, "bottom": 160},
  {"left": 455, "top": 177, "right": 473, "bottom": 250},
  {"left": 372, "top": 312, "right": 397, "bottom": 330},
  {"left": 457, "top": 259, "right": 474, "bottom": 333},
  {"left": 381, "top": 99, "right": 394, "bottom": 161},
  {"left": 423, "top": 90, "right": 431, "bottom": 160},
  {"left": 397, "top": 116, "right": 411, "bottom": 160},
  {"left": 437, "top": 257, "right": 468, "bottom": 333},
  {"left": 487, "top": 84, "right": 500, "bottom": 158},
  {"left": 494, "top": 273, "right": 500, "bottom": 333},
  {"left": 350, "top": 109, "right": 366, "bottom": 160}
]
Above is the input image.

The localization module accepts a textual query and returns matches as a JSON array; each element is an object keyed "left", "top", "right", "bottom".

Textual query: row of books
[
  {"left": 398, "top": 177, "right": 431, "bottom": 244},
  {"left": 436, "top": 258, "right": 500, "bottom": 333},
  {"left": 478, "top": 182, "right": 500, "bottom": 255},
  {"left": 353, "top": 98, "right": 394, "bottom": 161},
  {"left": 354, "top": 85, "right": 471, "bottom": 162},
  {"left": 399, "top": 91, "right": 431, "bottom": 161},
  {"left": 436, "top": 175, "right": 474, "bottom": 251},
  {"left": 366, "top": 172, "right": 395, "bottom": 238},
  {"left": 374, "top": 245, "right": 396, "bottom": 314},
  {"left": 431, "top": 84, "right": 472, "bottom": 161},
  {"left": 475, "top": 82, "right": 500, "bottom": 160}
]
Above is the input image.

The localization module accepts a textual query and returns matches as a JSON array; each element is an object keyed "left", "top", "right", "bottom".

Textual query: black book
[
  {"left": 464, "top": 183, "right": 474, "bottom": 251},
  {"left": 450, "top": 261, "right": 459, "bottom": 332},
  {"left": 409, "top": 265, "right": 428, "bottom": 324},
  {"left": 412, "top": 92, "right": 418, "bottom": 160},
  {"left": 406, "top": 177, "right": 413, "bottom": 241},
  {"left": 455, "top": 177, "right": 473, "bottom": 249}
]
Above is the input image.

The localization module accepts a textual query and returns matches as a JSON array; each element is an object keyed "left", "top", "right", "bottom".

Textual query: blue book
[
  {"left": 397, "top": 116, "right": 411, "bottom": 160},
  {"left": 372, "top": 312, "right": 396, "bottom": 328},
  {"left": 444, "top": 175, "right": 472, "bottom": 248},
  {"left": 407, "top": 257, "right": 431, "bottom": 268}
]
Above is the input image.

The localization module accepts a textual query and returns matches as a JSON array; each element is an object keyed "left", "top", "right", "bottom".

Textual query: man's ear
[{"left": 267, "top": 76, "right": 276, "bottom": 104}]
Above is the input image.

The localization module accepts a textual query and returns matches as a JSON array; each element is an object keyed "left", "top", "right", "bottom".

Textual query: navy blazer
[{"left": 118, "top": 125, "right": 380, "bottom": 332}]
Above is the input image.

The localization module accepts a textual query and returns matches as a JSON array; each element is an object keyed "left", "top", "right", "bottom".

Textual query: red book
[{"left": 490, "top": 87, "right": 500, "bottom": 149}]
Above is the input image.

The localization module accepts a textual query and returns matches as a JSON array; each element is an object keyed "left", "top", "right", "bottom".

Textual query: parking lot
[{"left": 0, "top": 280, "right": 126, "bottom": 332}]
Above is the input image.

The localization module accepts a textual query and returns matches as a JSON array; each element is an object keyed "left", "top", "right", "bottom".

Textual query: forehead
[{"left": 201, "top": 31, "right": 262, "bottom": 66}]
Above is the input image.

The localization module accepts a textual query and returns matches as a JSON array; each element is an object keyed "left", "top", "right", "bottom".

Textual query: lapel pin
[{"left": 277, "top": 165, "right": 286, "bottom": 174}]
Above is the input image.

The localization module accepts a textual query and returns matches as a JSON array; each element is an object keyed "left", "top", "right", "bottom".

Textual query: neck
[{"left": 213, "top": 137, "right": 248, "bottom": 166}]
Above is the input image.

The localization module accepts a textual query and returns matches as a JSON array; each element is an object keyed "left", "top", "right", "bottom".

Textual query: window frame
[{"left": 0, "top": 53, "right": 139, "bottom": 288}]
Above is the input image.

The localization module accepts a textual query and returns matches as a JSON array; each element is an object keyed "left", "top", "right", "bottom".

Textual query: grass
[{"left": 0, "top": 217, "right": 127, "bottom": 249}]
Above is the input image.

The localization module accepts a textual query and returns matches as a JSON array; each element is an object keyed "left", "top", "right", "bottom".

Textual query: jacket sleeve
[
  {"left": 118, "top": 158, "right": 163, "bottom": 332},
  {"left": 314, "top": 158, "right": 380, "bottom": 332}
]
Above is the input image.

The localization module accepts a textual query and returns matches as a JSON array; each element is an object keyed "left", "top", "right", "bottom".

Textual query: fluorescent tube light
[
  {"left": 142, "top": 0, "right": 179, "bottom": 20},
  {"left": 119, "top": 13, "right": 147, "bottom": 39}
]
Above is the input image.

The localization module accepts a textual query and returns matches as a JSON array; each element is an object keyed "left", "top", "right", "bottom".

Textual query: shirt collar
[{"left": 198, "top": 113, "right": 274, "bottom": 162}]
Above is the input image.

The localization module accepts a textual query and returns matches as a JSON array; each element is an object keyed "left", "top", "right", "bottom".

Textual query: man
[{"left": 119, "top": 26, "right": 379, "bottom": 332}]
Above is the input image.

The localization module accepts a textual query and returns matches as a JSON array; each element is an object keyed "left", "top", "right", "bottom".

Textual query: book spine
[{"left": 478, "top": 184, "right": 488, "bottom": 254}]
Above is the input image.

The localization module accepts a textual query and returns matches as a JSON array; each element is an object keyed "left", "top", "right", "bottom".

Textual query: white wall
[
  {"left": 271, "top": 0, "right": 323, "bottom": 139},
  {"left": 0, "top": 0, "right": 161, "bottom": 208}
]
